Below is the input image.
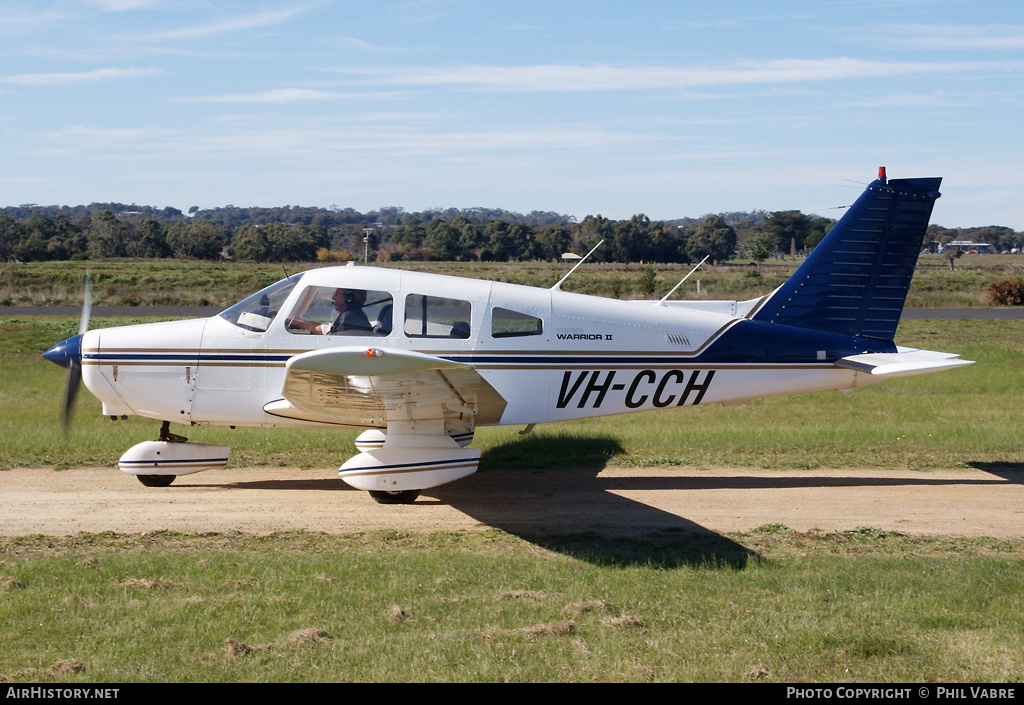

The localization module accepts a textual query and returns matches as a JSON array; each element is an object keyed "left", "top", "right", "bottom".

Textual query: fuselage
[{"left": 79, "top": 264, "right": 890, "bottom": 430}]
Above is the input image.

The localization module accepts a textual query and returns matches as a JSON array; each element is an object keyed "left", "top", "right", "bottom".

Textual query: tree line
[{"left": 1, "top": 201, "right": 1018, "bottom": 265}]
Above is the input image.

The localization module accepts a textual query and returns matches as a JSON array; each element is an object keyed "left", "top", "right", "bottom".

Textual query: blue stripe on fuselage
[{"left": 82, "top": 322, "right": 893, "bottom": 368}]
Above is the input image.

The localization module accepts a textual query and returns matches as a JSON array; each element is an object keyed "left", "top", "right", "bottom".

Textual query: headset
[{"left": 341, "top": 289, "right": 366, "bottom": 307}]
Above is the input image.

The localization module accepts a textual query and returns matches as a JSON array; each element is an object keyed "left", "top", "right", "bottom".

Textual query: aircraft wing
[
  {"left": 835, "top": 348, "right": 974, "bottom": 378},
  {"left": 265, "top": 346, "right": 507, "bottom": 428}
]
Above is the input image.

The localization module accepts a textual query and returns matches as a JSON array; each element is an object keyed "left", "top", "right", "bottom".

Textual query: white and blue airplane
[{"left": 43, "top": 169, "right": 972, "bottom": 503}]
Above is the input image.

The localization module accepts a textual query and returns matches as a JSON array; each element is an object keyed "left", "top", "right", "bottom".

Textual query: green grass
[
  {"left": 1, "top": 531, "right": 1023, "bottom": 682},
  {"left": 2, "top": 312, "right": 1024, "bottom": 682},
  {"left": 3, "top": 254, "right": 1024, "bottom": 306}
]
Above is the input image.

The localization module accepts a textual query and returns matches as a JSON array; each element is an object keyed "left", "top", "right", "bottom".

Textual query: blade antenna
[
  {"left": 551, "top": 239, "right": 604, "bottom": 291},
  {"left": 657, "top": 255, "right": 708, "bottom": 306}
]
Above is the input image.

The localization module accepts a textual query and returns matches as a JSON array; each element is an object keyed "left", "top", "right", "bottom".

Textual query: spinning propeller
[{"left": 42, "top": 273, "right": 91, "bottom": 436}]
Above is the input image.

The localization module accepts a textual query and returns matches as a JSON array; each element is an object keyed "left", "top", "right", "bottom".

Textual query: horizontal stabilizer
[{"left": 835, "top": 349, "right": 973, "bottom": 378}]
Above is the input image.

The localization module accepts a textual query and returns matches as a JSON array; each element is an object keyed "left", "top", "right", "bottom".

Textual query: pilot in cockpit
[{"left": 288, "top": 288, "right": 372, "bottom": 335}]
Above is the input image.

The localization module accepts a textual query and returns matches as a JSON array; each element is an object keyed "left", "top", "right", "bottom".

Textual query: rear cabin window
[
  {"left": 491, "top": 307, "right": 544, "bottom": 338},
  {"left": 404, "top": 295, "right": 472, "bottom": 339}
]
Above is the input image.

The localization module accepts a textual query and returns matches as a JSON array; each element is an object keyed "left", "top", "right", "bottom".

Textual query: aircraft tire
[
  {"left": 368, "top": 489, "right": 421, "bottom": 505},
  {"left": 136, "top": 474, "right": 176, "bottom": 488}
]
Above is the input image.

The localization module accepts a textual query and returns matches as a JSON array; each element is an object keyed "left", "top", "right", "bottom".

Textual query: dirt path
[{"left": 2, "top": 465, "right": 1022, "bottom": 538}]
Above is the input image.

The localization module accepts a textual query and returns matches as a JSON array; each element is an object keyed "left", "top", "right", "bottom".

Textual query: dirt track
[{"left": 2, "top": 465, "right": 1022, "bottom": 538}]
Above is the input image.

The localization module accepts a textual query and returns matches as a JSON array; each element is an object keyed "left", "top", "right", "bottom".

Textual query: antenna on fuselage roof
[
  {"left": 551, "top": 239, "right": 604, "bottom": 292},
  {"left": 656, "top": 255, "right": 709, "bottom": 306}
]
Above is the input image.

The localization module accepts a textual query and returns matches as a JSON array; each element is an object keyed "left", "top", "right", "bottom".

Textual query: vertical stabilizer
[{"left": 752, "top": 170, "right": 941, "bottom": 341}]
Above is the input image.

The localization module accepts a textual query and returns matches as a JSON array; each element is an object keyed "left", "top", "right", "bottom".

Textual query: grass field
[
  {"left": 3, "top": 253, "right": 1024, "bottom": 307},
  {"left": 2, "top": 531, "right": 1023, "bottom": 682},
  {"left": 2, "top": 276, "right": 1023, "bottom": 682}
]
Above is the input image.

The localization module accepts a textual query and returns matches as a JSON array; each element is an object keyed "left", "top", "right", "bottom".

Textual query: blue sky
[{"left": 2, "top": 1, "right": 1022, "bottom": 228}]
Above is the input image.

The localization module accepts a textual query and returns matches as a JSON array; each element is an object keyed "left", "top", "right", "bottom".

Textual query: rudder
[{"left": 752, "top": 169, "right": 941, "bottom": 341}]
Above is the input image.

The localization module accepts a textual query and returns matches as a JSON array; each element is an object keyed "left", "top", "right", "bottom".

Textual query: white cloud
[
  {"left": 878, "top": 24, "right": 1024, "bottom": 50},
  {"left": 2, "top": 67, "right": 160, "bottom": 86},
  {"left": 149, "top": 8, "right": 310, "bottom": 40},
  {"left": 87, "top": 0, "right": 163, "bottom": 10},
  {"left": 173, "top": 88, "right": 355, "bottom": 104},
  {"left": 337, "top": 58, "right": 1022, "bottom": 92},
  {"left": 0, "top": 8, "right": 72, "bottom": 35}
]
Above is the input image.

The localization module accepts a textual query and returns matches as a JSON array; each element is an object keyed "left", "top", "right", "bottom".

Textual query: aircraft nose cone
[{"left": 42, "top": 334, "right": 83, "bottom": 369}]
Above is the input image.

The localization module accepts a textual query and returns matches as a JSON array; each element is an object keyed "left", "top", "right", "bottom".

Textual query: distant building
[{"left": 943, "top": 241, "right": 993, "bottom": 254}]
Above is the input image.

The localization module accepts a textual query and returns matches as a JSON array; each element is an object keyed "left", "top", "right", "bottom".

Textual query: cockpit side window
[
  {"left": 285, "top": 286, "right": 394, "bottom": 337},
  {"left": 404, "top": 294, "right": 472, "bottom": 339},
  {"left": 491, "top": 307, "right": 544, "bottom": 338},
  {"left": 218, "top": 275, "right": 301, "bottom": 332}
]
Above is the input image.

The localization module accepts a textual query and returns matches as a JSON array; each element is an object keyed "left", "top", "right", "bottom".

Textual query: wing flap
[
  {"left": 275, "top": 346, "right": 507, "bottom": 428},
  {"left": 835, "top": 348, "right": 974, "bottom": 378}
]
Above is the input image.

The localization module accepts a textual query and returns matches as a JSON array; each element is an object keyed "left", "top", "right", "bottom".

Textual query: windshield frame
[{"left": 218, "top": 273, "right": 303, "bottom": 333}]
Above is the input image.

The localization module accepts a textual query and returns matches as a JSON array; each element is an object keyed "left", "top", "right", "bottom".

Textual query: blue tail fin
[{"left": 751, "top": 169, "right": 941, "bottom": 341}]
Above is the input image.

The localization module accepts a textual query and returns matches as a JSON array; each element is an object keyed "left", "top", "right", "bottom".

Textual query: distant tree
[
  {"left": 424, "top": 219, "right": 459, "bottom": 261},
  {"left": 87, "top": 210, "right": 125, "bottom": 258},
  {"left": 13, "top": 230, "right": 49, "bottom": 261},
  {"left": 967, "top": 226, "right": 1018, "bottom": 253},
  {"left": 482, "top": 220, "right": 523, "bottom": 261},
  {"left": 745, "top": 230, "right": 777, "bottom": 265},
  {"left": 137, "top": 218, "right": 170, "bottom": 258},
  {"left": 640, "top": 265, "right": 657, "bottom": 296},
  {"left": 0, "top": 215, "right": 22, "bottom": 261},
  {"left": 762, "top": 210, "right": 813, "bottom": 254},
  {"left": 165, "top": 221, "right": 224, "bottom": 260},
  {"left": 534, "top": 224, "right": 573, "bottom": 261},
  {"left": 396, "top": 219, "right": 426, "bottom": 249},
  {"left": 232, "top": 223, "right": 318, "bottom": 262},
  {"left": 47, "top": 214, "right": 87, "bottom": 260},
  {"left": 451, "top": 215, "right": 483, "bottom": 259},
  {"left": 578, "top": 215, "right": 612, "bottom": 261},
  {"left": 686, "top": 215, "right": 737, "bottom": 265},
  {"left": 804, "top": 216, "right": 836, "bottom": 251},
  {"left": 608, "top": 214, "right": 649, "bottom": 263},
  {"left": 943, "top": 245, "right": 963, "bottom": 271},
  {"left": 644, "top": 220, "right": 681, "bottom": 263}
]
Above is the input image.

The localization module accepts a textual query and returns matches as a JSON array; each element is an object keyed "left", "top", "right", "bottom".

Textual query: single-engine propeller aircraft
[{"left": 43, "top": 168, "right": 972, "bottom": 503}]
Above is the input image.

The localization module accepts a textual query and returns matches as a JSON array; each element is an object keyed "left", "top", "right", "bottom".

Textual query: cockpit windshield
[{"left": 218, "top": 274, "right": 302, "bottom": 332}]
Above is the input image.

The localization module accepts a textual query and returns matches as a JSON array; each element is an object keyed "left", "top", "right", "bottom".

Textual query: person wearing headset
[{"left": 289, "top": 288, "right": 372, "bottom": 335}]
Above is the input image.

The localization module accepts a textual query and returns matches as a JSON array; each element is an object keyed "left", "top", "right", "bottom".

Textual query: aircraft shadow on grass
[
  {"left": 429, "top": 434, "right": 759, "bottom": 570},
  {"left": 211, "top": 434, "right": 758, "bottom": 569}
]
